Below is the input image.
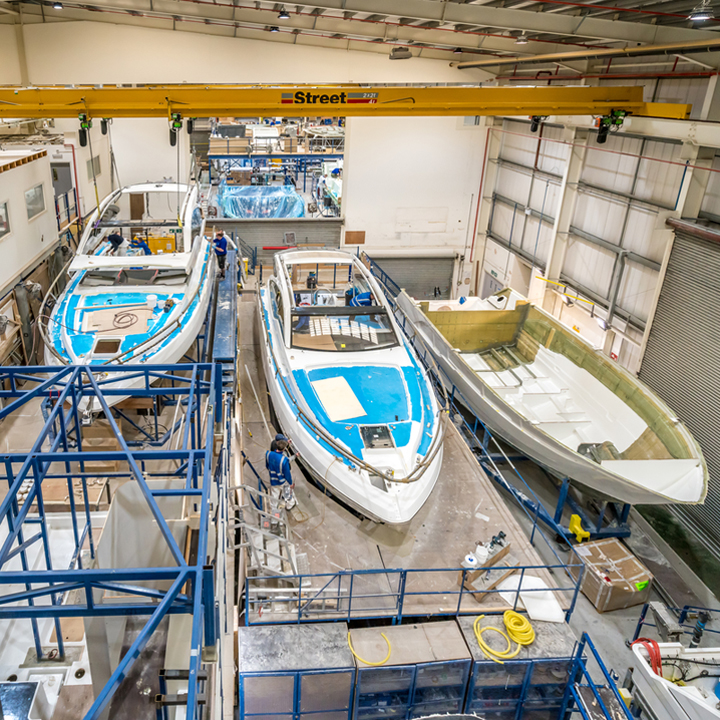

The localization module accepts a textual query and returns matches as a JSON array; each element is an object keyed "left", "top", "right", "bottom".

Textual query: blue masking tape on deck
[{"left": 306, "top": 366, "right": 409, "bottom": 423}]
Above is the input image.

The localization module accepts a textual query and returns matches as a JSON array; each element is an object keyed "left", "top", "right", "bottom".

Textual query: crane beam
[{"left": 0, "top": 84, "right": 691, "bottom": 120}]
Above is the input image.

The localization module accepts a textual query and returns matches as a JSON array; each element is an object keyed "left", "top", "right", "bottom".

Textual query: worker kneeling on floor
[{"left": 266, "top": 435, "right": 297, "bottom": 511}]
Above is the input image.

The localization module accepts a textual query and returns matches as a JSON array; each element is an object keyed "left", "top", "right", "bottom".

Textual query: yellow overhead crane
[{"left": 0, "top": 84, "right": 691, "bottom": 120}]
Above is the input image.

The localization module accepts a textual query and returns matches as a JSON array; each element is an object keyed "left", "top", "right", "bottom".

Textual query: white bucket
[
  {"left": 462, "top": 554, "right": 479, "bottom": 569},
  {"left": 146, "top": 294, "right": 158, "bottom": 309},
  {"left": 474, "top": 545, "right": 489, "bottom": 565}
]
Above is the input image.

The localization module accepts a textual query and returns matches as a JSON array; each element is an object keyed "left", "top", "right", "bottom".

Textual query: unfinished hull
[{"left": 395, "top": 289, "right": 707, "bottom": 506}]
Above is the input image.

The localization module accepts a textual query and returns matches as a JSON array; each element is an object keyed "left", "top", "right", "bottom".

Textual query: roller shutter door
[
  {"left": 214, "top": 219, "right": 342, "bottom": 266},
  {"left": 638, "top": 226, "right": 720, "bottom": 558},
  {"left": 370, "top": 257, "right": 455, "bottom": 300}
]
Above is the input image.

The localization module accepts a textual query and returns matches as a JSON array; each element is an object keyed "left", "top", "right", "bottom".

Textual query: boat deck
[{"left": 239, "top": 283, "right": 578, "bottom": 619}]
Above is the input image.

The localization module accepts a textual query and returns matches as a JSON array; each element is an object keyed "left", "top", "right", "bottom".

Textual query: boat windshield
[
  {"left": 80, "top": 268, "right": 188, "bottom": 287},
  {"left": 291, "top": 311, "right": 398, "bottom": 352}
]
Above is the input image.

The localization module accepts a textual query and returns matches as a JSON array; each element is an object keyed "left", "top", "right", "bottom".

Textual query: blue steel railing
[
  {"left": 632, "top": 602, "right": 720, "bottom": 643},
  {"left": 245, "top": 560, "right": 583, "bottom": 625},
  {"left": 234, "top": 234, "right": 257, "bottom": 274},
  {"left": 562, "top": 633, "right": 633, "bottom": 720},
  {"left": 0, "top": 363, "right": 222, "bottom": 720}
]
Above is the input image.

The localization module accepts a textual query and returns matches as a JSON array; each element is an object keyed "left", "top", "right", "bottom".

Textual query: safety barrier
[
  {"left": 631, "top": 602, "right": 720, "bottom": 643},
  {"left": 245, "top": 560, "right": 583, "bottom": 625}
]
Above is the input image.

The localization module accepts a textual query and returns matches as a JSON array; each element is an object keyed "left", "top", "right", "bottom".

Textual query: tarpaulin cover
[{"left": 218, "top": 183, "right": 305, "bottom": 219}]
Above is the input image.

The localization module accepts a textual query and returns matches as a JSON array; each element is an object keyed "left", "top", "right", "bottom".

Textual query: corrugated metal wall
[
  {"left": 488, "top": 120, "right": 567, "bottom": 269},
  {"left": 213, "top": 219, "right": 343, "bottom": 266},
  {"left": 486, "top": 120, "right": 683, "bottom": 335},
  {"left": 370, "top": 257, "right": 455, "bottom": 300},
  {"left": 639, "top": 225, "right": 720, "bottom": 558}
]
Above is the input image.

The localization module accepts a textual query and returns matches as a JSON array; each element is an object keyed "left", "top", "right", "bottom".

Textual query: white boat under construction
[
  {"left": 395, "top": 288, "right": 707, "bottom": 506},
  {"left": 258, "top": 249, "right": 445, "bottom": 524},
  {"left": 43, "top": 182, "right": 215, "bottom": 408}
]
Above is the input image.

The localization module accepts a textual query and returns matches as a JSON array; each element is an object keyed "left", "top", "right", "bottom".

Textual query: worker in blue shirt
[
  {"left": 130, "top": 236, "right": 152, "bottom": 255},
  {"left": 347, "top": 288, "right": 374, "bottom": 307},
  {"left": 265, "top": 435, "right": 296, "bottom": 510},
  {"left": 213, "top": 231, "right": 228, "bottom": 279}
]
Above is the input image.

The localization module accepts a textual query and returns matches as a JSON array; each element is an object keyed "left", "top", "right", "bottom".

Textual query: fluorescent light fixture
[
  {"left": 689, "top": 0, "right": 714, "bottom": 20},
  {"left": 52, "top": 2, "right": 63, "bottom": 8},
  {"left": 269, "top": 25, "right": 280, "bottom": 32},
  {"left": 453, "top": 47, "right": 463, "bottom": 54},
  {"left": 515, "top": 34, "right": 529, "bottom": 44},
  {"left": 278, "top": 8, "right": 290, "bottom": 19}
]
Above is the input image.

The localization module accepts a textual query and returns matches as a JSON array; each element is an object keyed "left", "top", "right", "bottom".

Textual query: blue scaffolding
[
  {"left": 0, "top": 363, "right": 225, "bottom": 720},
  {"left": 208, "top": 153, "right": 343, "bottom": 193}
]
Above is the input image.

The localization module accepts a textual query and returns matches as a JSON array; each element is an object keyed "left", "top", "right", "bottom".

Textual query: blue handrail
[
  {"left": 632, "top": 602, "right": 720, "bottom": 643},
  {"left": 561, "top": 633, "right": 633, "bottom": 720}
]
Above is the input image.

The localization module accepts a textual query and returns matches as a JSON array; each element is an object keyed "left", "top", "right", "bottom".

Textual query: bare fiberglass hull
[{"left": 396, "top": 291, "right": 707, "bottom": 506}]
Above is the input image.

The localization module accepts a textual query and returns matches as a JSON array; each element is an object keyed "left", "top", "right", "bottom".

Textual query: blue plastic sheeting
[{"left": 218, "top": 183, "right": 305, "bottom": 219}]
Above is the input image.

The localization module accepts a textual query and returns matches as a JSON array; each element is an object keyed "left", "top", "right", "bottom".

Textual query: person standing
[
  {"left": 265, "top": 436, "right": 296, "bottom": 511},
  {"left": 213, "top": 230, "right": 228, "bottom": 279}
]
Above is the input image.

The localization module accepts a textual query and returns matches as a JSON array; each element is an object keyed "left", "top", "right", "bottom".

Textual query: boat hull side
[{"left": 396, "top": 292, "right": 703, "bottom": 506}]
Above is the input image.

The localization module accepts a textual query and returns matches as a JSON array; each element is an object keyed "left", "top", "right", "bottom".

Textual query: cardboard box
[{"left": 568, "top": 538, "right": 653, "bottom": 613}]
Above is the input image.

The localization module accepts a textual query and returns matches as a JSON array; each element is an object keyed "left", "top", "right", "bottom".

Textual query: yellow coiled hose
[
  {"left": 347, "top": 631, "right": 392, "bottom": 666},
  {"left": 473, "top": 611, "right": 535, "bottom": 664}
]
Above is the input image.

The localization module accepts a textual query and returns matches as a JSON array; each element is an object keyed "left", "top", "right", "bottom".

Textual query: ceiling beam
[
  {"left": 455, "top": 36, "right": 720, "bottom": 67},
  {"left": 247, "top": 0, "right": 720, "bottom": 43}
]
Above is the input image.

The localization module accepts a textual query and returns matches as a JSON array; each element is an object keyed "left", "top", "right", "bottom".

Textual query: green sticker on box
[{"left": 635, "top": 580, "right": 649, "bottom": 591}]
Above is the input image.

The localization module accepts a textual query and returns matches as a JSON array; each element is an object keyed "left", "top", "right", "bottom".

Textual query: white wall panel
[
  {"left": 581, "top": 135, "right": 643, "bottom": 194},
  {"left": 622, "top": 207, "right": 665, "bottom": 263},
  {"left": 21, "top": 20, "right": 483, "bottom": 85},
  {"left": 634, "top": 140, "right": 685, "bottom": 208},
  {"left": 616, "top": 260, "right": 658, "bottom": 323},
  {"left": 520, "top": 215, "right": 553, "bottom": 266},
  {"left": 700, "top": 155, "right": 720, "bottom": 216},
  {"left": 528, "top": 178, "right": 561, "bottom": 218},
  {"left": 572, "top": 191, "right": 625, "bottom": 245},
  {"left": 563, "top": 235, "right": 616, "bottom": 297},
  {"left": 343, "top": 116, "right": 485, "bottom": 253},
  {"left": 490, "top": 201, "right": 526, "bottom": 247},
  {"left": 0, "top": 26, "right": 21, "bottom": 85},
  {"left": 499, "top": 120, "right": 538, "bottom": 167},
  {"left": 656, "top": 77, "right": 709, "bottom": 121},
  {"left": 495, "top": 165, "right": 532, "bottom": 205},
  {"left": 535, "top": 124, "right": 570, "bottom": 176}
]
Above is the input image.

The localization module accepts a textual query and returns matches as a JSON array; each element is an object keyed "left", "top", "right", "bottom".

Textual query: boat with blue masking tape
[
  {"left": 42, "top": 182, "right": 215, "bottom": 410},
  {"left": 258, "top": 249, "right": 445, "bottom": 525}
]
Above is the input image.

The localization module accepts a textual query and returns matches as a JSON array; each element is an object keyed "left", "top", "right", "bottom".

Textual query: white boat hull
[
  {"left": 396, "top": 292, "right": 705, "bottom": 506},
  {"left": 257, "top": 251, "right": 443, "bottom": 525}
]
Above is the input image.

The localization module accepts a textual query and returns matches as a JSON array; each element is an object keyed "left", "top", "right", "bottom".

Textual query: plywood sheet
[
  {"left": 81, "top": 307, "right": 153, "bottom": 334},
  {"left": 310, "top": 376, "right": 366, "bottom": 422}
]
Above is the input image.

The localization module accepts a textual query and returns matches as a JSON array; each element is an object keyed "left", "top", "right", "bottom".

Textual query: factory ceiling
[{"left": 1, "top": 0, "right": 720, "bottom": 76}]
